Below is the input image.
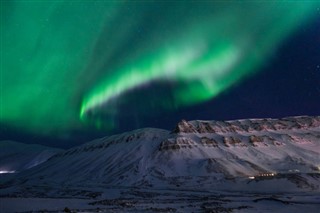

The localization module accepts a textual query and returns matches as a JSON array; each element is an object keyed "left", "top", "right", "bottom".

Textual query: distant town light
[
  {"left": 0, "top": 170, "right": 16, "bottom": 174},
  {"left": 248, "top": 176, "right": 255, "bottom": 179},
  {"left": 256, "top": 173, "right": 276, "bottom": 177}
]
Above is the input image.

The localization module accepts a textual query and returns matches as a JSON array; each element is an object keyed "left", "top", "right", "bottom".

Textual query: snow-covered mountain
[
  {"left": 0, "top": 141, "right": 63, "bottom": 174},
  {"left": 4, "top": 116, "right": 319, "bottom": 193},
  {"left": 1, "top": 116, "right": 319, "bottom": 212}
]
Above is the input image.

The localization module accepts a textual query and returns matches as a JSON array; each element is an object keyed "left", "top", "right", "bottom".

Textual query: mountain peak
[{"left": 172, "top": 119, "right": 197, "bottom": 133}]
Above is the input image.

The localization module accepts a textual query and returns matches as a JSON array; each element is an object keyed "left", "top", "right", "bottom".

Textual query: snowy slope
[
  {"left": 0, "top": 140, "right": 63, "bottom": 173},
  {"left": 1, "top": 116, "right": 320, "bottom": 195},
  {"left": 1, "top": 116, "right": 319, "bottom": 212}
]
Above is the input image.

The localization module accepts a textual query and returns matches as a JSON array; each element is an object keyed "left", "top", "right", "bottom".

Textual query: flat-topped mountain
[
  {"left": 2, "top": 116, "right": 319, "bottom": 197},
  {"left": 173, "top": 116, "right": 320, "bottom": 133}
]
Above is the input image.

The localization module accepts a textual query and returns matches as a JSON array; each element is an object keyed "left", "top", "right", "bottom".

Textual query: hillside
[{"left": 0, "top": 141, "right": 63, "bottom": 174}]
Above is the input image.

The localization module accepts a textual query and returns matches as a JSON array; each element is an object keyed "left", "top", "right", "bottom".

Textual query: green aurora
[{"left": 1, "top": 1, "right": 319, "bottom": 135}]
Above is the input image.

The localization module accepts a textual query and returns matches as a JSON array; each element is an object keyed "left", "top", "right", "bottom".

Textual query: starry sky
[{"left": 1, "top": 1, "right": 320, "bottom": 148}]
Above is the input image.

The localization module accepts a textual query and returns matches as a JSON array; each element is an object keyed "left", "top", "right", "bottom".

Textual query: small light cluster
[
  {"left": 258, "top": 173, "right": 275, "bottom": 177},
  {"left": 248, "top": 173, "right": 276, "bottom": 179}
]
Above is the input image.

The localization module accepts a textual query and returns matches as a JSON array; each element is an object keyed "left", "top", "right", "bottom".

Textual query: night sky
[{"left": 1, "top": 1, "right": 320, "bottom": 148}]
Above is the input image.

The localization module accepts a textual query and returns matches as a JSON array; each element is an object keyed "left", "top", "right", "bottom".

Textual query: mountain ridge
[
  {"left": 173, "top": 115, "right": 320, "bottom": 133},
  {"left": 0, "top": 115, "right": 318, "bottom": 197}
]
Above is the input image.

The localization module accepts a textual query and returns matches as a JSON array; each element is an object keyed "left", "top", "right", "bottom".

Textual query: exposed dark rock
[
  {"left": 159, "top": 137, "right": 197, "bottom": 151},
  {"left": 172, "top": 120, "right": 197, "bottom": 133},
  {"left": 200, "top": 137, "right": 218, "bottom": 147}
]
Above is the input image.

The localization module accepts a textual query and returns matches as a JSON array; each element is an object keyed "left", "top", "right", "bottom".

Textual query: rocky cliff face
[
  {"left": 173, "top": 116, "right": 320, "bottom": 134},
  {"left": 168, "top": 116, "right": 320, "bottom": 150},
  {"left": 172, "top": 119, "right": 198, "bottom": 133}
]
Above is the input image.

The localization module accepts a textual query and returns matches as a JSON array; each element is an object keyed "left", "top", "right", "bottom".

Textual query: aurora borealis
[{"left": 1, "top": 1, "right": 320, "bottom": 146}]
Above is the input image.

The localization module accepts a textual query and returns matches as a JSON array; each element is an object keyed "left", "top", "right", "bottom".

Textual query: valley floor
[{"left": 1, "top": 188, "right": 319, "bottom": 213}]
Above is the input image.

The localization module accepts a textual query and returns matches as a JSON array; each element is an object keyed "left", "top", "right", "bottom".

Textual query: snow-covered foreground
[
  {"left": 1, "top": 188, "right": 319, "bottom": 213},
  {"left": 0, "top": 197, "right": 92, "bottom": 213},
  {"left": 0, "top": 116, "right": 319, "bottom": 212}
]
